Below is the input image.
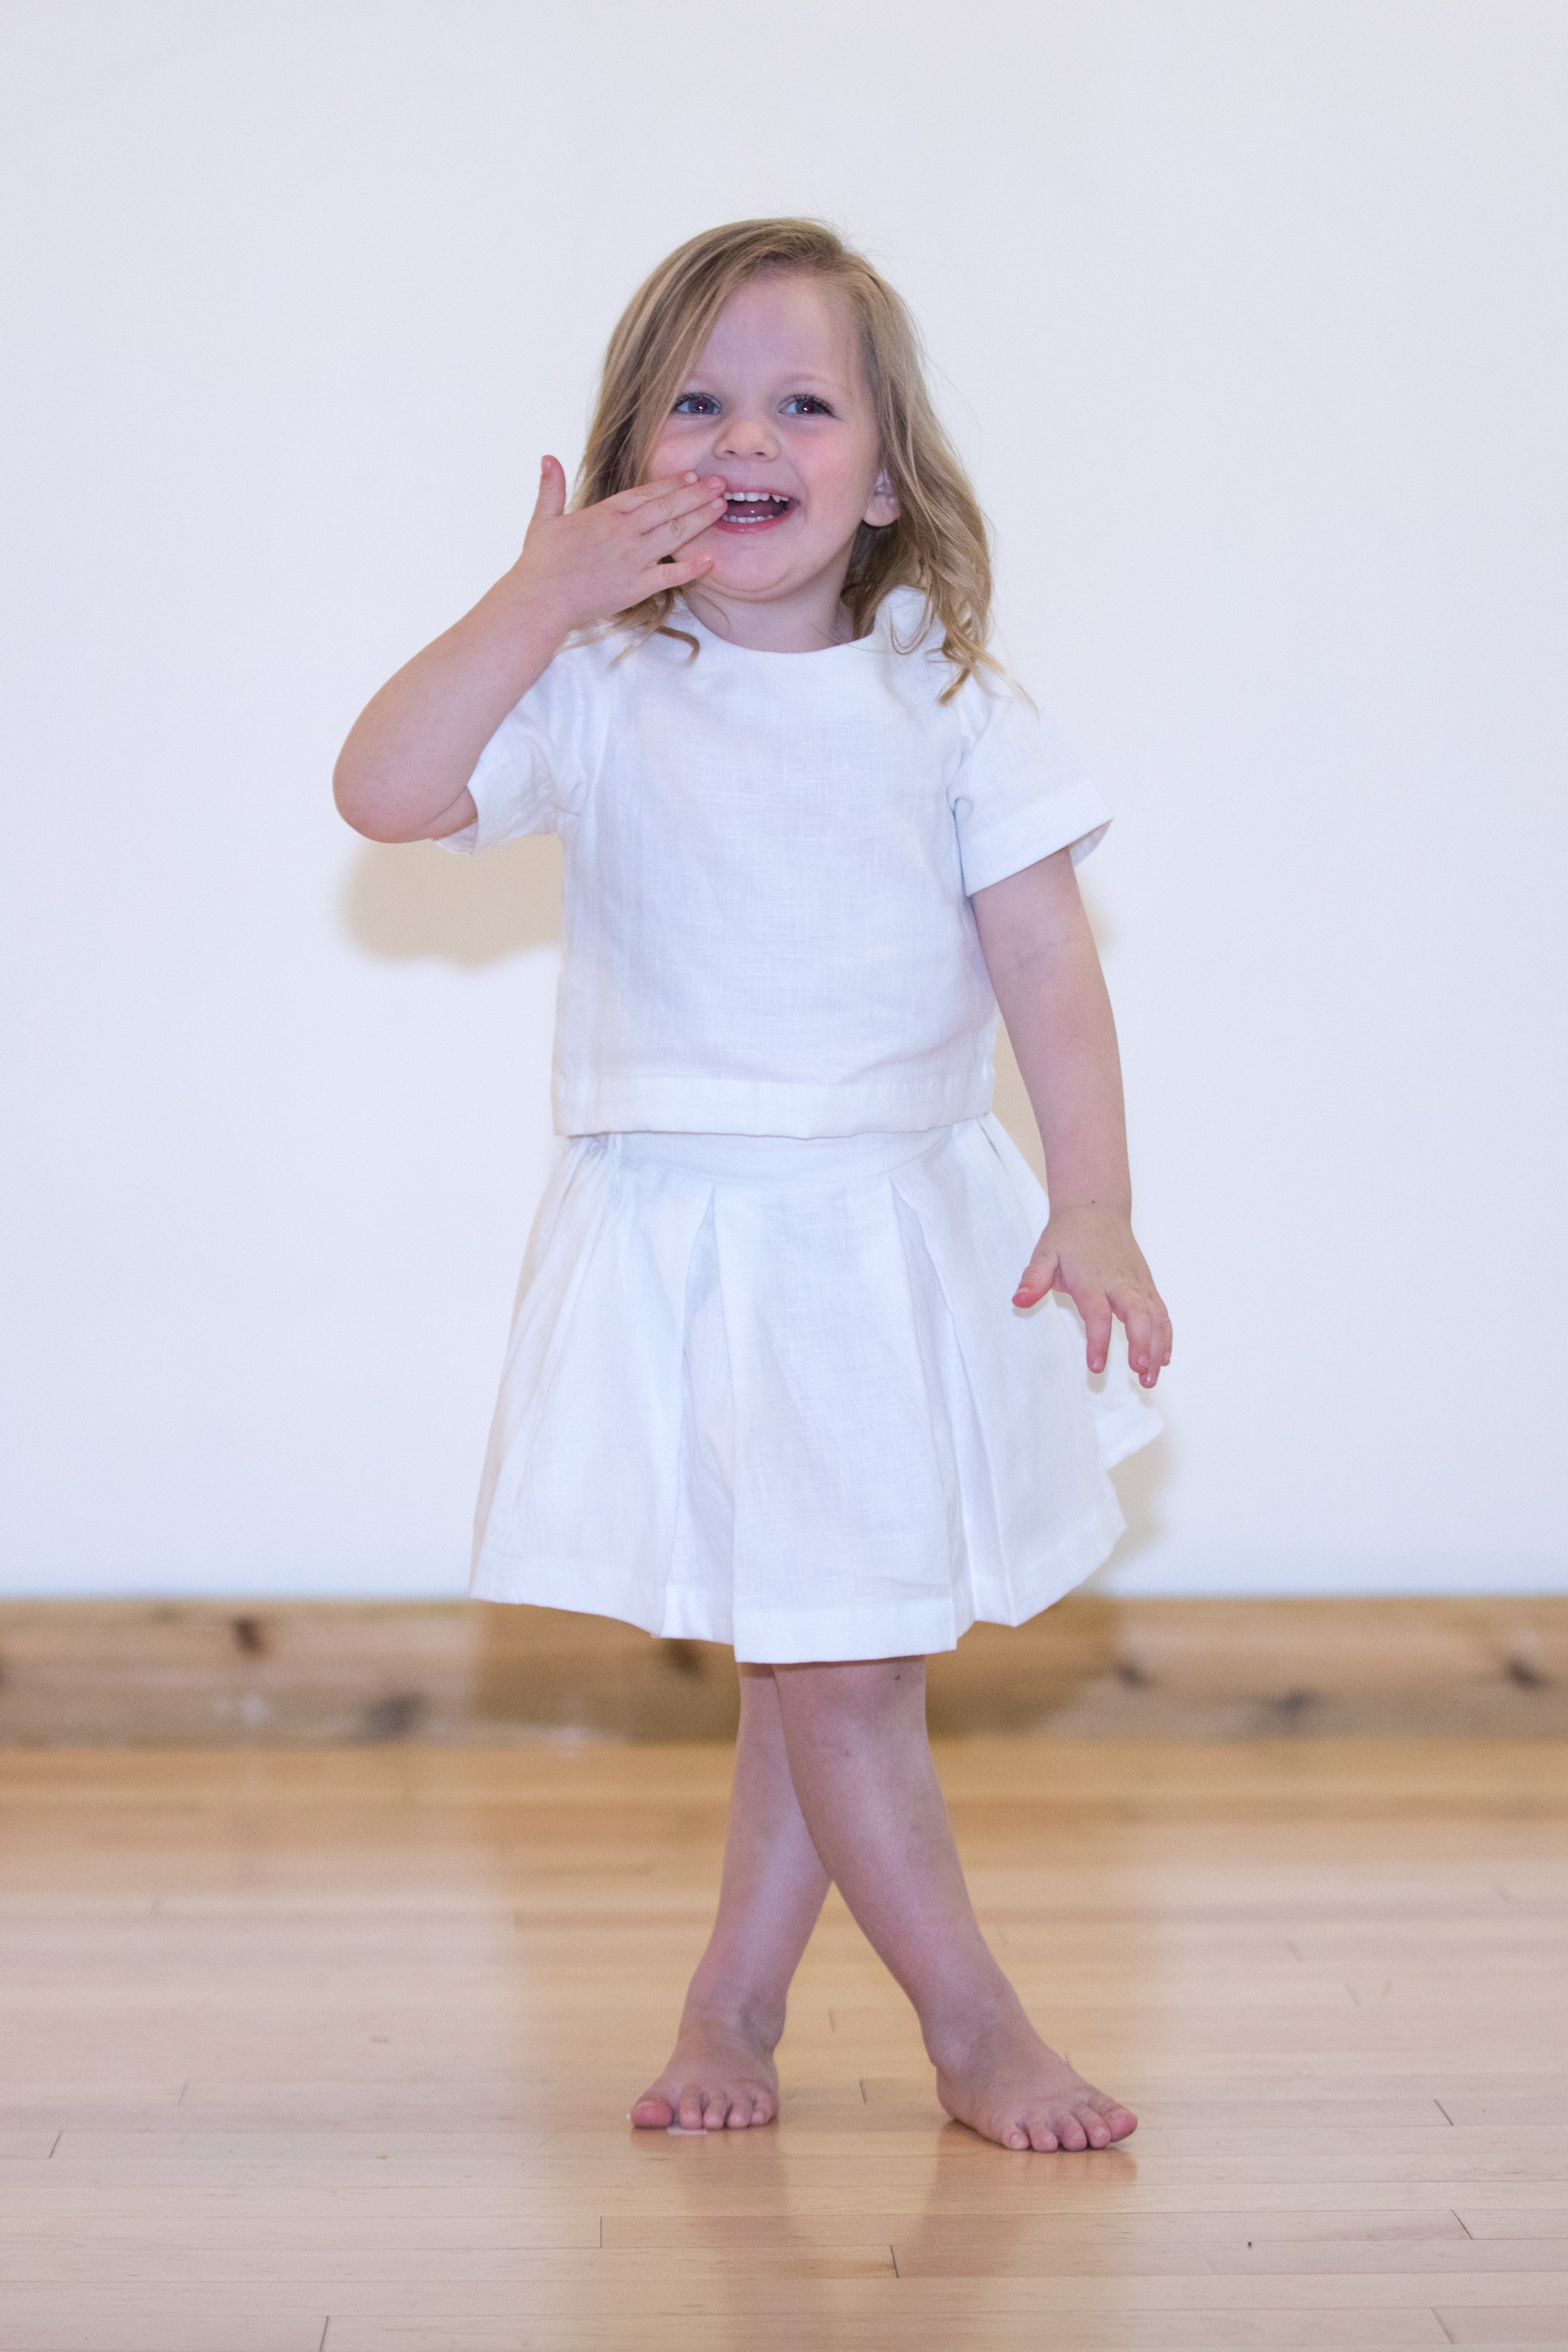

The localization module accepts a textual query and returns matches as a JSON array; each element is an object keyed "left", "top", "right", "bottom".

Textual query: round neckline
[{"left": 677, "top": 584, "right": 923, "bottom": 661}]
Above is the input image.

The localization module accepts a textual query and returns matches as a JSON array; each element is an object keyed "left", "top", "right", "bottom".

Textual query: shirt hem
[{"left": 554, "top": 1068, "right": 997, "bottom": 1139}]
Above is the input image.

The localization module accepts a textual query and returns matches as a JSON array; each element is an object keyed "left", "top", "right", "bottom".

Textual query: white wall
[{"left": 3, "top": 0, "right": 1564, "bottom": 1599}]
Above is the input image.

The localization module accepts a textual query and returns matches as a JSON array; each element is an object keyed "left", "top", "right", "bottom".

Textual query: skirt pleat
[{"left": 468, "top": 1116, "right": 1161, "bottom": 1661}]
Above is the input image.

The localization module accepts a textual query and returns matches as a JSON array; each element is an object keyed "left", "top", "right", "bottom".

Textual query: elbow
[
  {"left": 332, "top": 757, "right": 371, "bottom": 837},
  {"left": 332, "top": 759, "right": 406, "bottom": 844}
]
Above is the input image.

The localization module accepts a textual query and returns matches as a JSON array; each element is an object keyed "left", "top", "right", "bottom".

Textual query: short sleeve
[
  {"left": 948, "top": 677, "right": 1112, "bottom": 896},
  {"left": 435, "top": 650, "right": 582, "bottom": 857}
]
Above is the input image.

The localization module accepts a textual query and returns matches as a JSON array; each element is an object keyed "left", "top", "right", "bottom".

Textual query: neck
[{"left": 681, "top": 558, "right": 858, "bottom": 653}]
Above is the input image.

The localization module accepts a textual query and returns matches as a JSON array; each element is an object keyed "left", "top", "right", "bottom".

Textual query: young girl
[{"left": 335, "top": 218, "right": 1170, "bottom": 2155}]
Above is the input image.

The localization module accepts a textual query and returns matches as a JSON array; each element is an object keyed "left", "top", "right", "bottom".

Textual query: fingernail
[{"left": 683, "top": 470, "right": 698, "bottom": 483}]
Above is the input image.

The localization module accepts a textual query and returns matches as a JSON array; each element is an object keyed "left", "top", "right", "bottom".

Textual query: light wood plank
[
  {"left": 317, "top": 2319, "right": 1450, "bottom": 2352},
  {"left": 1435, "top": 2316, "right": 1568, "bottom": 2345},
  {"left": 2, "top": 1738, "right": 1566, "bottom": 2347},
  {"left": 0, "top": 2316, "right": 322, "bottom": 2352}
]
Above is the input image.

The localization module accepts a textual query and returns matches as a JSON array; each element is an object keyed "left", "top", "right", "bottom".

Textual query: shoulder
[
  {"left": 947, "top": 662, "right": 1036, "bottom": 756},
  {"left": 869, "top": 590, "right": 1035, "bottom": 749},
  {"left": 508, "top": 622, "right": 662, "bottom": 745},
  {"left": 555, "top": 617, "right": 702, "bottom": 701}
]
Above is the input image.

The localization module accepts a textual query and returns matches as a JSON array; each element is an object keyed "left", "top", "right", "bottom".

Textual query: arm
[
  {"left": 971, "top": 849, "right": 1171, "bottom": 1389},
  {"left": 332, "top": 456, "right": 726, "bottom": 844}
]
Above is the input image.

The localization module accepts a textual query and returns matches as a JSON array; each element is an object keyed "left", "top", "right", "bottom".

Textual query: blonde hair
[{"left": 575, "top": 218, "right": 1001, "bottom": 701}]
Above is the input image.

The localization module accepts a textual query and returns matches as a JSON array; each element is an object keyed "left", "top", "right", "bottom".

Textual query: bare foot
[
  {"left": 630, "top": 2004, "right": 781, "bottom": 2132},
  {"left": 933, "top": 2003, "right": 1137, "bottom": 2153}
]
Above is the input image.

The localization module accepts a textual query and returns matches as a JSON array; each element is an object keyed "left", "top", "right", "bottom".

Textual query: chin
[{"left": 703, "top": 550, "right": 796, "bottom": 594}]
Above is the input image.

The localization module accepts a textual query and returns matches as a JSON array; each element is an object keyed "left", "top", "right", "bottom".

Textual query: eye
[
  {"left": 671, "top": 393, "right": 720, "bottom": 416},
  {"left": 781, "top": 394, "right": 834, "bottom": 416}
]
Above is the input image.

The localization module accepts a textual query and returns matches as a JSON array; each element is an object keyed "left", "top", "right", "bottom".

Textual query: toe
[
  {"left": 701, "top": 2092, "right": 730, "bottom": 2131},
  {"left": 629, "top": 2091, "right": 674, "bottom": 2128},
  {"left": 1025, "top": 2122, "right": 1059, "bottom": 2152},
  {"left": 677, "top": 2087, "right": 705, "bottom": 2131},
  {"left": 1055, "top": 2113, "right": 1089, "bottom": 2151},
  {"left": 1078, "top": 2105, "right": 1112, "bottom": 2148}
]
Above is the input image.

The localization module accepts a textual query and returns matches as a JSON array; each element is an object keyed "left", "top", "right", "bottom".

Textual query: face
[{"left": 644, "top": 271, "right": 898, "bottom": 616}]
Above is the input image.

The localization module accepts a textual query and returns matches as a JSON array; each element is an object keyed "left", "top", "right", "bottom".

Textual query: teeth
[{"left": 725, "top": 490, "right": 789, "bottom": 502}]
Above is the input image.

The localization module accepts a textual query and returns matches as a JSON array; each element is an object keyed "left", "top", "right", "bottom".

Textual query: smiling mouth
[{"left": 717, "top": 490, "right": 795, "bottom": 528}]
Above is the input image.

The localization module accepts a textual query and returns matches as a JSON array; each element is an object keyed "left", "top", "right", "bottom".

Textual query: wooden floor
[{"left": 2, "top": 1740, "right": 1566, "bottom": 2351}]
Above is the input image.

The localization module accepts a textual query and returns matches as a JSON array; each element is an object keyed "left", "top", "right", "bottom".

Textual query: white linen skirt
[{"left": 468, "top": 1114, "right": 1161, "bottom": 1663}]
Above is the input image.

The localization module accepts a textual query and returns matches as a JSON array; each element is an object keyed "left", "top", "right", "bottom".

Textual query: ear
[{"left": 863, "top": 464, "right": 900, "bottom": 528}]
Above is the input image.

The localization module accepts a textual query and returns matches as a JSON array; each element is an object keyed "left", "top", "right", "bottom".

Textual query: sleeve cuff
[{"left": 959, "top": 789, "right": 1112, "bottom": 896}]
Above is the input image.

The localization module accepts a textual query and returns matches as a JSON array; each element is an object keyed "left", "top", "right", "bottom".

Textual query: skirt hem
[{"left": 469, "top": 1482, "right": 1129, "bottom": 1662}]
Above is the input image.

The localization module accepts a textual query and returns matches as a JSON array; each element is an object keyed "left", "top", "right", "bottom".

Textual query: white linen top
[{"left": 440, "top": 585, "right": 1112, "bottom": 1138}]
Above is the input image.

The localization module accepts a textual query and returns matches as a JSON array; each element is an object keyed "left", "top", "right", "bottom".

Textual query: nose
[{"left": 714, "top": 409, "right": 779, "bottom": 463}]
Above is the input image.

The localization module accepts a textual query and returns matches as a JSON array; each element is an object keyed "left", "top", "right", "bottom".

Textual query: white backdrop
[{"left": 3, "top": 0, "right": 1564, "bottom": 1599}]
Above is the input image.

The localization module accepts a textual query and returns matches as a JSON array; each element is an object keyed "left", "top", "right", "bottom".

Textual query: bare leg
[
  {"left": 772, "top": 1656, "right": 1137, "bottom": 2154},
  {"left": 630, "top": 1664, "right": 830, "bottom": 2131}
]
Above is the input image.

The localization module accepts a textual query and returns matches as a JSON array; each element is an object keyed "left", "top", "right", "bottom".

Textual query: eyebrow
[{"left": 678, "top": 370, "right": 851, "bottom": 392}]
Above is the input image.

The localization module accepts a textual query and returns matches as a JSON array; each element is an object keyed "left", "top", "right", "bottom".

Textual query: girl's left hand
[{"left": 1012, "top": 1206, "right": 1172, "bottom": 1389}]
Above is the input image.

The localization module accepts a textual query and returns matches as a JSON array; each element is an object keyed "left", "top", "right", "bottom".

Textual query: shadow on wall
[
  {"left": 1104, "top": 1437, "right": 1168, "bottom": 1568},
  {"left": 340, "top": 837, "right": 562, "bottom": 966},
  {"left": 337, "top": 835, "right": 1170, "bottom": 1569}
]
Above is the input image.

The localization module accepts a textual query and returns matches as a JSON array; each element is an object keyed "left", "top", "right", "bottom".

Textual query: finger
[
  {"left": 1140, "top": 1304, "right": 1174, "bottom": 1386},
  {"left": 1012, "top": 1247, "right": 1058, "bottom": 1309},
  {"left": 533, "top": 454, "right": 567, "bottom": 520},
  {"left": 614, "top": 469, "right": 708, "bottom": 512},
  {"left": 643, "top": 549, "right": 716, "bottom": 590},
  {"left": 1113, "top": 1287, "right": 1173, "bottom": 1382},
  {"left": 637, "top": 480, "right": 729, "bottom": 540},
  {"left": 1080, "top": 1294, "right": 1113, "bottom": 1374},
  {"left": 1120, "top": 1300, "right": 1157, "bottom": 1382},
  {"left": 637, "top": 497, "right": 727, "bottom": 575},
  {"left": 616, "top": 472, "right": 724, "bottom": 523}
]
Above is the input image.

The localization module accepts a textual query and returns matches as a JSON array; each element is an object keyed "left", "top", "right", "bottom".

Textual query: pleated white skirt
[{"left": 469, "top": 1114, "right": 1161, "bottom": 1662}]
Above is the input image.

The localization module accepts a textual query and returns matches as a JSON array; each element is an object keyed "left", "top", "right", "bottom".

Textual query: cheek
[
  {"left": 786, "top": 426, "right": 882, "bottom": 520},
  {"left": 645, "top": 419, "right": 709, "bottom": 482},
  {"left": 796, "top": 450, "right": 873, "bottom": 523}
]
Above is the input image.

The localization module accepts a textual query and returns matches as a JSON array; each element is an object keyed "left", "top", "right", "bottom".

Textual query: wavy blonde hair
[{"left": 575, "top": 217, "right": 1001, "bottom": 701}]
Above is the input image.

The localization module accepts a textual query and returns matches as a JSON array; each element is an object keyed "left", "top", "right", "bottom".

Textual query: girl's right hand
[{"left": 512, "top": 455, "right": 725, "bottom": 632}]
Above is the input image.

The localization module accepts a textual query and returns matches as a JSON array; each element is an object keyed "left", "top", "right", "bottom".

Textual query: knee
[{"left": 774, "top": 1655, "right": 926, "bottom": 1730}]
